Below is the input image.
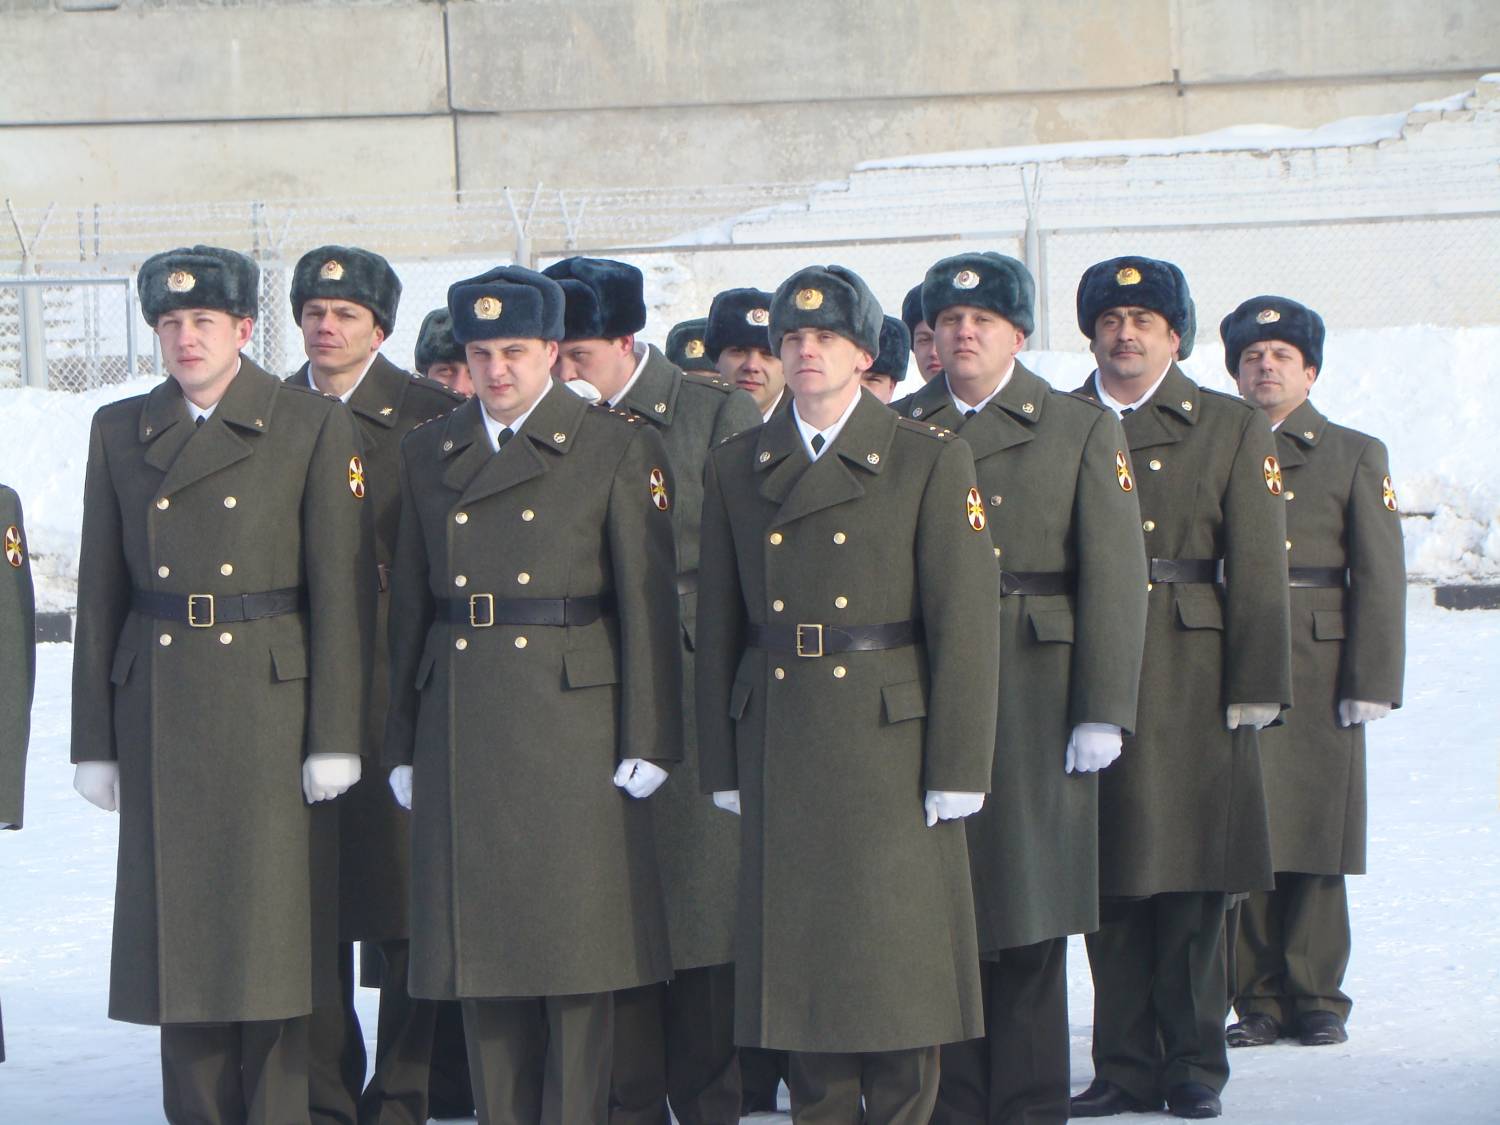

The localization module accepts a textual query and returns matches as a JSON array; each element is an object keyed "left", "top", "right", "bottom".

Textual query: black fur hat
[
  {"left": 1177, "top": 298, "right": 1198, "bottom": 361},
  {"left": 137, "top": 245, "right": 259, "bottom": 326},
  {"left": 665, "top": 317, "right": 714, "bottom": 372},
  {"left": 1076, "top": 256, "right": 1192, "bottom": 342},
  {"left": 541, "top": 257, "right": 647, "bottom": 340},
  {"left": 869, "top": 316, "right": 911, "bottom": 380},
  {"left": 901, "top": 284, "right": 926, "bottom": 334},
  {"left": 705, "top": 288, "right": 774, "bottom": 362},
  {"left": 769, "top": 265, "right": 882, "bottom": 356},
  {"left": 290, "top": 245, "right": 401, "bottom": 334},
  {"left": 1220, "top": 295, "right": 1325, "bottom": 374},
  {"left": 414, "top": 308, "right": 464, "bottom": 373},
  {"left": 447, "top": 265, "right": 566, "bottom": 345},
  {"left": 921, "top": 251, "right": 1035, "bottom": 337}
]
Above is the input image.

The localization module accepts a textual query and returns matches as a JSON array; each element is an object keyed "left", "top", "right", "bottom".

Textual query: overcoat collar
[
  {"left": 904, "top": 363, "right": 1049, "bottom": 459},
  {"left": 141, "top": 356, "right": 279, "bottom": 492},
  {"left": 1272, "top": 398, "right": 1327, "bottom": 469},
  {"left": 615, "top": 345, "right": 683, "bottom": 427},
  {"left": 1079, "top": 363, "right": 1201, "bottom": 453},
  {"left": 754, "top": 388, "right": 895, "bottom": 527},
  {"left": 289, "top": 353, "right": 411, "bottom": 432},
  {"left": 438, "top": 379, "right": 588, "bottom": 504}
]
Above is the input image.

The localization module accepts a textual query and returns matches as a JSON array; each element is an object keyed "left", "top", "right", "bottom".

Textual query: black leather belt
[
  {"left": 439, "top": 593, "right": 614, "bottom": 628},
  {"left": 1289, "top": 566, "right": 1347, "bottom": 588},
  {"left": 1000, "top": 571, "right": 1075, "bottom": 597},
  {"left": 748, "top": 620, "right": 920, "bottom": 658},
  {"left": 676, "top": 570, "right": 698, "bottom": 597},
  {"left": 1148, "top": 558, "right": 1222, "bottom": 584},
  {"left": 132, "top": 587, "right": 305, "bottom": 628}
]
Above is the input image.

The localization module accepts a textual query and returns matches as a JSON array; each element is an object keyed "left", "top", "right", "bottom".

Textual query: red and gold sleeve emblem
[
  {"left": 348, "top": 455, "right": 366, "bottom": 500},
  {"left": 3, "top": 525, "right": 22, "bottom": 568},
  {"left": 1115, "top": 450, "right": 1134, "bottom": 493},
  {"left": 966, "top": 486, "right": 987, "bottom": 532},
  {"left": 1382, "top": 475, "right": 1398, "bottom": 512},
  {"left": 649, "top": 467, "right": 670, "bottom": 511},
  {"left": 1263, "top": 455, "right": 1283, "bottom": 496}
]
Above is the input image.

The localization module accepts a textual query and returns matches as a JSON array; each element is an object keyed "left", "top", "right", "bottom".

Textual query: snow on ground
[{"left": 1, "top": 598, "right": 1496, "bottom": 1122}]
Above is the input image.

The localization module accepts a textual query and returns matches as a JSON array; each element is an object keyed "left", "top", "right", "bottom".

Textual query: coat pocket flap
[
  {"left": 881, "top": 680, "right": 928, "bottom": 724},
  {"left": 729, "top": 679, "right": 754, "bottom": 720},
  {"left": 1312, "top": 609, "right": 1347, "bottom": 641},
  {"left": 1175, "top": 596, "right": 1225, "bottom": 630},
  {"left": 1027, "top": 607, "right": 1076, "bottom": 644},
  {"left": 271, "top": 644, "right": 310, "bottom": 682},
  {"left": 109, "top": 647, "right": 136, "bottom": 686},
  {"left": 564, "top": 647, "right": 620, "bottom": 689}
]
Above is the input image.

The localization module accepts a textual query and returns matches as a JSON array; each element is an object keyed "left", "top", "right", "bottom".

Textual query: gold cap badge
[
  {"left": 747, "top": 307, "right": 770, "bottom": 326},
  {"left": 966, "top": 487, "right": 987, "bottom": 532},
  {"left": 347, "top": 455, "right": 366, "bottom": 500},
  {"left": 954, "top": 269, "right": 980, "bottom": 290},
  {"left": 4, "top": 525, "right": 22, "bottom": 568},
  {"left": 1116, "top": 266, "right": 1142, "bottom": 286},
  {"left": 649, "top": 467, "right": 670, "bottom": 511},
  {"left": 320, "top": 259, "right": 345, "bottom": 282},
  {"left": 474, "top": 296, "right": 503, "bottom": 320},
  {"left": 166, "top": 270, "right": 196, "bottom": 294},
  {"left": 1115, "top": 450, "right": 1134, "bottom": 493},
  {"left": 684, "top": 338, "right": 706, "bottom": 359},
  {"left": 795, "top": 288, "right": 824, "bottom": 311},
  {"left": 1256, "top": 308, "right": 1281, "bottom": 324}
]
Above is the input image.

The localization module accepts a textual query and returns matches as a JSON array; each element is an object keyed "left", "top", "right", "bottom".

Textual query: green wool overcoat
[
  {"left": 1073, "top": 365, "right": 1292, "bottom": 898},
  {"left": 289, "top": 354, "right": 464, "bottom": 942},
  {"left": 1259, "top": 398, "right": 1405, "bottom": 875},
  {"left": 0, "top": 485, "right": 34, "bottom": 832},
  {"left": 899, "top": 365, "right": 1147, "bottom": 951},
  {"left": 696, "top": 389, "right": 1001, "bottom": 1054},
  {"left": 383, "top": 382, "right": 682, "bottom": 1000},
  {"left": 615, "top": 345, "right": 762, "bottom": 970},
  {"left": 71, "top": 359, "right": 375, "bottom": 1025}
]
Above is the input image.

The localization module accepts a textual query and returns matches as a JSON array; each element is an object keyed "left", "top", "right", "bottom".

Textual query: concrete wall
[{"left": 1, "top": 0, "right": 1496, "bottom": 207}]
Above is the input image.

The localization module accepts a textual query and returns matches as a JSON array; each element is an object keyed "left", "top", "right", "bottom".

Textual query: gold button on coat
[
  {"left": 454, "top": 575, "right": 468, "bottom": 588},
  {"left": 157, "top": 565, "right": 170, "bottom": 578},
  {"left": 833, "top": 666, "right": 847, "bottom": 678},
  {"left": 521, "top": 510, "right": 535, "bottom": 522},
  {"left": 990, "top": 495, "right": 1003, "bottom": 506},
  {"left": 1149, "top": 460, "right": 1162, "bottom": 471},
  {"left": 455, "top": 638, "right": 468, "bottom": 651},
  {"left": 455, "top": 512, "right": 469, "bottom": 524},
  {"left": 156, "top": 497, "right": 170, "bottom": 510},
  {"left": 832, "top": 532, "right": 846, "bottom": 544},
  {"left": 517, "top": 572, "right": 531, "bottom": 585},
  {"left": 220, "top": 563, "right": 233, "bottom": 576},
  {"left": 514, "top": 636, "right": 528, "bottom": 649},
  {"left": 774, "top": 667, "right": 785, "bottom": 680},
  {"left": 772, "top": 599, "right": 784, "bottom": 612},
  {"left": 159, "top": 634, "right": 172, "bottom": 646},
  {"left": 219, "top": 632, "right": 233, "bottom": 645},
  {"left": 769, "top": 532, "right": 783, "bottom": 545},
  {"left": 834, "top": 596, "right": 848, "bottom": 609},
  {"left": 223, "top": 496, "right": 237, "bottom": 509},
  {"left": 1143, "top": 520, "right": 1156, "bottom": 532}
]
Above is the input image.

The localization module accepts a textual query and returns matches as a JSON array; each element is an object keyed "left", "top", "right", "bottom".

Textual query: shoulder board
[
  {"left": 590, "top": 403, "right": 642, "bottom": 425},
  {"left": 1061, "top": 389, "right": 1109, "bottom": 413},
  {"left": 410, "top": 375, "right": 467, "bottom": 403},
  {"left": 681, "top": 371, "right": 737, "bottom": 395},
  {"left": 716, "top": 425, "right": 761, "bottom": 449},
  {"left": 895, "top": 415, "right": 955, "bottom": 440},
  {"left": 1199, "top": 385, "right": 1255, "bottom": 410},
  {"left": 408, "top": 413, "right": 448, "bottom": 431}
]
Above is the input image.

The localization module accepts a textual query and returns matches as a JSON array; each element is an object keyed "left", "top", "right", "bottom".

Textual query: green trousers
[
  {"left": 1232, "top": 873, "right": 1352, "bottom": 1025},
  {"left": 462, "top": 992, "right": 612, "bottom": 1125},
  {"left": 788, "top": 1044, "right": 939, "bottom": 1125},
  {"left": 161, "top": 1017, "right": 310, "bottom": 1125}
]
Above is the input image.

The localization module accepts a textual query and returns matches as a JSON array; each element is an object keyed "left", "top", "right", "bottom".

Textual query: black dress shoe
[
  {"left": 1297, "top": 1009, "right": 1349, "bottom": 1045},
  {"left": 1226, "top": 1011, "right": 1282, "bottom": 1047},
  {"left": 1166, "top": 1082, "right": 1222, "bottom": 1119},
  {"left": 1069, "top": 1078, "right": 1161, "bottom": 1117}
]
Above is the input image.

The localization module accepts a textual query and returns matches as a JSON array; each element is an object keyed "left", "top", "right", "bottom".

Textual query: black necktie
[
  {"left": 964, "top": 409, "right": 978, "bottom": 418},
  {"left": 1121, "top": 407, "right": 1134, "bottom": 417},
  {"left": 811, "top": 434, "right": 825, "bottom": 455},
  {"left": 495, "top": 427, "right": 514, "bottom": 451},
  {"left": 195, "top": 416, "right": 205, "bottom": 427}
]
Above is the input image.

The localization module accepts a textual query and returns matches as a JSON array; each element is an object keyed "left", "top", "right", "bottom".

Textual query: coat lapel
[
  {"left": 449, "top": 381, "right": 585, "bottom": 506},
  {"left": 1273, "top": 399, "right": 1325, "bottom": 469},
  {"left": 155, "top": 358, "right": 276, "bottom": 495},
  {"left": 617, "top": 346, "right": 682, "bottom": 428},
  {"left": 1124, "top": 364, "right": 1197, "bottom": 452},
  {"left": 770, "top": 391, "right": 893, "bottom": 529}
]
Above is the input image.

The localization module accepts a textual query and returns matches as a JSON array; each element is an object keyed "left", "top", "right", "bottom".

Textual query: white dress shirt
[
  {"left": 482, "top": 380, "right": 553, "bottom": 452},
  {"left": 793, "top": 390, "right": 862, "bottom": 462},
  {"left": 1093, "top": 362, "right": 1171, "bottom": 418}
]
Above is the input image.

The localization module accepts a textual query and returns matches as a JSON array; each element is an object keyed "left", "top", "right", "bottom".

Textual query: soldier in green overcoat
[
  {"left": 414, "top": 307, "right": 475, "bottom": 397},
  {"left": 665, "top": 317, "right": 717, "bottom": 375},
  {"left": 543, "top": 256, "right": 761, "bottom": 1125},
  {"left": 1066, "top": 257, "right": 1292, "bottom": 1122},
  {"left": 383, "top": 265, "right": 682, "bottom": 1124},
  {"left": 0, "top": 484, "right": 35, "bottom": 1065},
  {"left": 70, "top": 245, "right": 375, "bottom": 1124},
  {"left": 898, "top": 253, "right": 1147, "bottom": 1125},
  {"left": 1218, "top": 296, "right": 1405, "bottom": 1050},
  {"left": 285, "top": 245, "right": 466, "bottom": 1125},
  {"left": 708, "top": 288, "right": 788, "bottom": 422},
  {"left": 696, "top": 264, "right": 1001, "bottom": 1125}
]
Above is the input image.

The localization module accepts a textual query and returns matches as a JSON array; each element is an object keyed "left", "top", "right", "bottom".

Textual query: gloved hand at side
[
  {"left": 1339, "top": 699, "right": 1393, "bottom": 727},
  {"left": 1065, "top": 723, "right": 1123, "bottom": 773},
  {"left": 303, "top": 753, "right": 362, "bottom": 803},
  {"left": 924, "top": 790, "right": 985, "bottom": 827},
  {"left": 74, "top": 762, "right": 121, "bottom": 812},
  {"left": 712, "top": 790, "right": 741, "bottom": 815},
  {"left": 1226, "top": 703, "right": 1280, "bottom": 731},
  {"left": 389, "top": 765, "right": 413, "bottom": 810},
  {"left": 614, "top": 759, "right": 668, "bottom": 799}
]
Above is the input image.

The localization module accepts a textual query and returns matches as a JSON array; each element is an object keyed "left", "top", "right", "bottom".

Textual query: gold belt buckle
[
  {"left": 187, "top": 593, "right": 215, "bottom": 628},
  {"left": 794, "top": 622, "right": 824, "bottom": 658},
  {"left": 469, "top": 593, "right": 495, "bottom": 628}
]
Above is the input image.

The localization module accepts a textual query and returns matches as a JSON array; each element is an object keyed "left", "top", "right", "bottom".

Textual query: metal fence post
[
  {"left": 125, "top": 277, "right": 140, "bottom": 381},
  {"left": 18, "top": 257, "right": 48, "bottom": 389}
]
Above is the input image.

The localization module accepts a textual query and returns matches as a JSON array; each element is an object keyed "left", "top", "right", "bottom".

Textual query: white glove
[
  {"left": 614, "top": 759, "right": 669, "bottom": 799},
  {"left": 924, "top": 790, "right": 985, "bottom": 827},
  {"left": 73, "top": 762, "right": 121, "bottom": 812},
  {"left": 1226, "top": 703, "right": 1280, "bottom": 731},
  {"left": 712, "top": 789, "right": 742, "bottom": 815},
  {"left": 302, "top": 753, "right": 362, "bottom": 803},
  {"left": 1065, "top": 722, "right": 1123, "bottom": 774},
  {"left": 389, "top": 765, "right": 413, "bottom": 810},
  {"left": 1339, "top": 699, "right": 1393, "bottom": 727}
]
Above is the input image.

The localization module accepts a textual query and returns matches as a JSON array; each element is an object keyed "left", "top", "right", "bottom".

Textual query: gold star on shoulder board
[{"left": 379, "top": 406, "right": 394, "bottom": 416}]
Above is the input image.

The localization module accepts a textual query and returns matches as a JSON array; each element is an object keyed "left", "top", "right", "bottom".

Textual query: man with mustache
[
  {"left": 1067, "top": 257, "right": 1291, "bottom": 1121},
  {"left": 1219, "top": 296, "right": 1405, "bottom": 1052},
  {"left": 898, "top": 252, "right": 1147, "bottom": 1125},
  {"left": 707, "top": 288, "right": 789, "bottom": 421}
]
